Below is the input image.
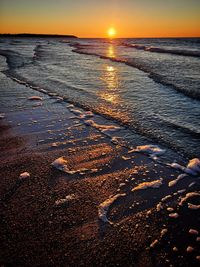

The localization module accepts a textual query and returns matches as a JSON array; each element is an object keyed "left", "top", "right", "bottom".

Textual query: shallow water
[{"left": 0, "top": 37, "right": 199, "bottom": 159}]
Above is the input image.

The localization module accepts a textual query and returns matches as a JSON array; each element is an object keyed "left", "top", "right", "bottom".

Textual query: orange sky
[{"left": 0, "top": 0, "right": 200, "bottom": 38}]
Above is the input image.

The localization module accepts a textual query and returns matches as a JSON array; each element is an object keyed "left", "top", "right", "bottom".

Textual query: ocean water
[{"left": 0, "top": 37, "right": 199, "bottom": 159}]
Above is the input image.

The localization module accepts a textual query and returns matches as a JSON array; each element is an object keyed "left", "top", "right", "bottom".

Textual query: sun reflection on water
[
  {"left": 100, "top": 63, "right": 120, "bottom": 104},
  {"left": 107, "top": 44, "right": 115, "bottom": 58}
]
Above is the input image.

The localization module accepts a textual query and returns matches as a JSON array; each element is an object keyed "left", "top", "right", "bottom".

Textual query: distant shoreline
[
  {"left": 0, "top": 33, "right": 78, "bottom": 38},
  {"left": 0, "top": 34, "right": 199, "bottom": 39}
]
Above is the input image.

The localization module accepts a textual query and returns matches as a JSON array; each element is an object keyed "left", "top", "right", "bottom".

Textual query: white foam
[
  {"left": 0, "top": 113, "right": 5, "bottom": 119},
  {"left": 67, "top": 104, "right": 74, "bottom": 108},
  {"left": 179, "top": 192, "right": 200, "bottom": 206},
  {"left": 28, "top": 96, "right": 43, "bottom": 101},
  {"left": 170, "top": 158, "right": 200, "bottom": 176},
  {"left": 39, "top": 89, "right": 47, "bottom": 93},
  {"left": 129, "top": 145, "right": 165, "bottom": 157},
  {"left": 51, "top": 158, "right": 98, "bottom": 175},
  {"left": 167, "top": 207, "right": 174, "bottom": 212},
  {"left": 55, "top": 194, "right": 76, "bottom": 205},
  {"left": 161, "top": 228, "right": 168, "bottom": 236},
  {"left": 188, "top": 203, "right": 200, "bottom": 210},
  {"left": 168, "top": 174, "right": 187, "bottom": 187},
  {"left": 156, "top": 202, "right": 163, "bottom": 211},
  {"left": 177, "top": 189, "right": 186, "bottom": 194},
  {"left": 186, "top": 158, "right": 200, "bottom": 175},
  {"left": 122, "top": 155, "right": 131, "bottom": 160},
  {"left": 170, "top": 162, "right": 185, "bottom": 171},
  {"left": 161, "top": 195, "right": 172, "bottom": 202},
  {"left": 70, "top": 109, "right": 83, "bottom": 116},
  {"left": 98, "top": 193, "right": 126, "bottom": 223},
  {"left": 19, "top": 172, "right": 30, "bottom": 180},
  {"left": 189, "top": 229, "right": 199, "bottom": 235},
  {"left": 188, "top": 182, "right": 196, "bottom": 188},
  {"left": 132, "top": 179, "right": 163, "bottom": 192},
  {"left": 85, "top": 120, "right": 120, "bottom": 133},
  {"left": 79, "top": 111, "right": 94, "bottom": 119},
  {"left": 169, "top": 213, "right": 179, "bottom": 218},
  {"left": 150, "top": 239, "right": 159, "bottom": 248}
]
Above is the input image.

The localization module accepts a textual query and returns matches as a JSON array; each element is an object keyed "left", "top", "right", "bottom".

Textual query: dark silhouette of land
[{"left": 0, "top": 33, "right": 77, "bottom": 38}]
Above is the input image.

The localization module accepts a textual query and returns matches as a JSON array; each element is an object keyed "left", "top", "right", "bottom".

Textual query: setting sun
[{"left": 108, "top": 27, "right": 116, "bottom": 38}]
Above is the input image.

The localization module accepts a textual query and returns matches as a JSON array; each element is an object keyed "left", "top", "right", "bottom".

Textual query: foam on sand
[
  {"left": 160, "top": 228, "right": 168, "bottom": 237},
  {"left": 98, "top": 193, "right": 126, "bottom": 223},
  {"left": 189, "top": 229, "right": 199, "bottom": 235},
  {"left": 55, "top": 194, "right": 76, "bottom": 206},
  {"left": 150, "top": 239, "right": 159, "bottom": 248},
  {"left": 19, "top": 172, "right": 30, "bottom": 180},
  {"left": 129, "top": 144, "right": 165, "bottom": 158},
  {"left": 28, "top": 96, "right": 43, "bottom": 101},
  {"left": 179, "top": 192, "right": 200, "bottom": 206},
  {"left": 81, "top": 111, "right": 94, "bottom": 118},
  {"left": 68, "top": 106, "right": 94, "bottom": 119},
  {"left": 188, "top": 203, "right": 200, "bottom": 210},
  {"left": 51, "top": 157, "right": 98, "bottom": 175},
  {"left": 169, "top": 213, "right": 179, "bottom": 218},
  {"left": 70, "top": 109, "right": 83, "bottom": 116},
  {"left": 170, "top": 158, "right": 200, "bottom": 176},
  {"left": 187, "top": 158, "right": 200, "bottom": 175},
  {"left": 168, "top": 173, "right": 187, "bottom": 187},
  {"left": 85, "top": 120, "right": 121, "bottom": 133},
  {"left": 51, "top": 157, "right": 69, "bottom": 172},
  {"left": 132, "top": 179, "right": 163, "bottom": 192}
]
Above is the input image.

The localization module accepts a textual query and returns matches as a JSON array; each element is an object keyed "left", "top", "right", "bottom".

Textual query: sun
[{"left": 108, "top": 27, "right": 116, "bottom": 38}]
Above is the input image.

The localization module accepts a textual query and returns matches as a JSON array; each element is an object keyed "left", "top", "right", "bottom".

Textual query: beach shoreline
[{"left": 0, "top": 71, "right": 200, "bottom": 266}]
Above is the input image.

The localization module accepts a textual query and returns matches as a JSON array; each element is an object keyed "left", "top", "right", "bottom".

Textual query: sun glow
[{"left": 107, "top": 27, "right": 116, "bottom": 38}]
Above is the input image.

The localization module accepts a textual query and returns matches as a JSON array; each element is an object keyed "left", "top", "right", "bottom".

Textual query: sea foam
[
  {"left": 132, "top": 179, "right": 163, "bottom": 192},
  {"left": 98, "top": 193, "right": 126, "bottom": 223}
]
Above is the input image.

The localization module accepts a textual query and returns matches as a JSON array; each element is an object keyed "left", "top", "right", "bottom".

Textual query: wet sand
[{"left": 0, "top": 75, "right": 200, "bottom": 267}]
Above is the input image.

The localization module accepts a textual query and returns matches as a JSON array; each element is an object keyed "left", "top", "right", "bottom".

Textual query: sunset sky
[{"left": 0, "top": 0, "right": 200, "bottom": 38}]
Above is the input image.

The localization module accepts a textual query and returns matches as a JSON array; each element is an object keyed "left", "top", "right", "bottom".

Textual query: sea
[{"left": 0, "top": 37, "right": 199, "bottom": 161}]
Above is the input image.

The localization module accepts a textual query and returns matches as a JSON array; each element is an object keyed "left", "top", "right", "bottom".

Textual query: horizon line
[{"left": 0, "top": 33, "right": 200, "bottom": 39}]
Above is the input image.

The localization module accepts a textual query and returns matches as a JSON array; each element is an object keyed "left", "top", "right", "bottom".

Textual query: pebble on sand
[
  {"left": 19, "top": 172, "right": 30, "bottom": 180},
  {"left": 186, "top": 246, "right": 194, "bottom": 253}
]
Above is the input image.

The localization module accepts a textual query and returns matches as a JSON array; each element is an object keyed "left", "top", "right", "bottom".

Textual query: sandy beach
[{"left": 0, "top": 68, "right": 200, "bottom": 267}]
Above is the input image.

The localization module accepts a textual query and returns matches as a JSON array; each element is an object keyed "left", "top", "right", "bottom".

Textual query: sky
[{"left": 0, "top": 0, "right": 200, "bottom": 37}]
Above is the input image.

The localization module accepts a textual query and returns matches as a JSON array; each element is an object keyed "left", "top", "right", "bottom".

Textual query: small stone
[{"left": 186, "top": 246, "right": 194, "bottom": 253}]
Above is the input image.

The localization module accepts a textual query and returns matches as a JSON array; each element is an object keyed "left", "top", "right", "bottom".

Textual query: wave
[
  {"left": 0, "top": 45, "right": 42, "bottom": 70},
  {"left": 33, "top": 44, "right": 44, "bottom": 61},
  {"left": 1, "top": 64, "right": 199, "bottom": 159},
  {"left": 0, "top": 49, "right": 25, "bottom": 69},
  {"left": 71, "top": 43, "right": 200, "bottom": 100},
  {"left": 151, "top": 113, "right": 200, "bottom": 139},
  {"left": 121, "top": 42, "right": 200, "bottom": 58}
]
